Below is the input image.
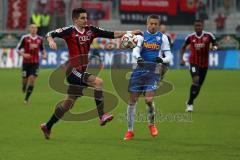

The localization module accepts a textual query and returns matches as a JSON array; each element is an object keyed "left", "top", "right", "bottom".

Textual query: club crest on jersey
[
  {"left": 156, "top": 36, "right": 161, "bottom": 41},
  {"left": 86, "top": 30, "right": 92, "bottom": 36}
]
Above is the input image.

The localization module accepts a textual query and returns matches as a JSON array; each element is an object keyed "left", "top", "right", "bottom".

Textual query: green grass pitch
[{"left": 0, "top": 68, "right": 239, "bottom": 160}]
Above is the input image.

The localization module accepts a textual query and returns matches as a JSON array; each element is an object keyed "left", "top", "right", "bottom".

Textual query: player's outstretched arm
[{"left": 114, "top": 30, "right": 143, "bottom": 38}]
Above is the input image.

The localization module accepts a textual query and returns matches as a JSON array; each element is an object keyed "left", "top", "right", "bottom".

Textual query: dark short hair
[
  {"left": 72, "top": 8, "right": 87, "bottom": 19},
  {"left": 194, "top": 19, "right": 204, "bottom": 24}
]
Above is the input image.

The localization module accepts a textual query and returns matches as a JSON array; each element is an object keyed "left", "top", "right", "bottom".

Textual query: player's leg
[
  {"left": 186, "top": 65, "right": 200, "bottom": 112},
  {"left": 24, "top": 64, "right": 39, "bottom": 103},
  {"left": 24, "top": 75, "right": 37, "bottom": 103},
  {"left": 85, "top": 74, "right": 113, "bottom": 125},
  {"left": 21, "top": 64, "right": 28, "bottom": 93},
  {"left": 41, "top": 95, "right": 78, "bottom": 139},
  {"left": 124, "top": 92, "right": 140, "bottom": 140},
  {"left": 145, "top": 91, "right": 158, "bottom": 137},
  {"left": 22, "top": 78, "right": 28, "bottom": 93}
]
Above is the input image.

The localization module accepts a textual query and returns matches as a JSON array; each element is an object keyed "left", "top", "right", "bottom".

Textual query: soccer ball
[{"left": 121, "top": 33, "right": 138, "bottom": 49}]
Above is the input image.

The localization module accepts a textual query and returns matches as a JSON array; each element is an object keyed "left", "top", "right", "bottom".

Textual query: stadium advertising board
[
  {"left": 119, "top": 0, "right": 196, "bottom": 25},
  {"left": 0, "top": 48, "right": 239, "bottom": 69}
]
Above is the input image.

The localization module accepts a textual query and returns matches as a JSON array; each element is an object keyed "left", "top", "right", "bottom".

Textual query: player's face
[
  {"left": 147, "top": 18, "right": 159, "bottom": 34},
  {"left": 74, "top": 13, "right": 87, "bottom": 28},
  {"left": 194, "top": 22, "right": 203, "bottom": 33},
  {"left": 29, "top": 24, "right": 38, "bottom": 35}
]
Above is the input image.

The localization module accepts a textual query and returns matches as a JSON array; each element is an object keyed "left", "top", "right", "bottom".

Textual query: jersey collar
[
  {"left": 29, "top": 34, "right": 38, "bottom": 40},
  {"left": 194, "top": 31, "right": 205, "bottom": 38},
  {"left": 74, "top": 26, "right": 85, "bottom": 34},
  {"left": 146, "top": 30, "right": 158, "bottom": 35}
]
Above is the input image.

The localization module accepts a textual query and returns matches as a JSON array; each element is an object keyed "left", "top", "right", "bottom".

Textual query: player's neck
[
  {"left": 30, "top": 34, "right": 37, "bottom": 38},
  {"left": 74, "top": 25, "right": 85, "bottom": 33},
  {"left": 196, "top": 31, "right": 203, "bottom": 36}
]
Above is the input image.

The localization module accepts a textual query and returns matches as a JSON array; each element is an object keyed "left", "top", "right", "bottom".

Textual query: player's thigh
[
  {"left": 144, "top": 91, "right": 155, "bottom": 103},
  {"left": 129, "top": 92, "right": 141, "bottom": 104},
  {"left": 29, "top": 63, "right": 39, "bottom": 77},
  {"left": 199, "top": 68, "right": 208, "bottom": 86},
  {"left": 85, "top": 74, "right": 102, "bottom": 88},
  {"left": 66, "top": 70, "right": 88, "bottom": 97},
  {"left": 22, "top": 64, "right": 29, "bottom": 79},
  {"left": 189, "top": 64, "right": 200, "bottom": 84}
]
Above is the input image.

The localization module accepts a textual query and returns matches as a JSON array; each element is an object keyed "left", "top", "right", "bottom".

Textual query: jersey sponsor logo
[
  {"left": 143, "top": 42, "right": 160, "bottom": 49},
  {"left": 29, "top": 43, "right": 39, "bottom": 49},
  {"left": 78, "top": 35, "right": 91, "bottom": 44},
  {"left": 194, "top": 43, "right": 205, "bottom": 50}
]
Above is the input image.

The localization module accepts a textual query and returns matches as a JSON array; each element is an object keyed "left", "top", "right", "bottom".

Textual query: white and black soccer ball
[{"left": 121, "top": 33, "right": 138, "bottom": 49}]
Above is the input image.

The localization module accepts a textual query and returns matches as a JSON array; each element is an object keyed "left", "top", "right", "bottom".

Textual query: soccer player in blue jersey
[{"left": 124, "top": 15, "right": 173, "bottom": 140}]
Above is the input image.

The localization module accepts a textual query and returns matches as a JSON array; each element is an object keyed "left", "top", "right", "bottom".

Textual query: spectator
[
  {"left": 214, "top": 13, "right": 226, "bottom": 32},
  {"left": 236, "top": 24, "right": 240, "bottom": 33},
  {"left": 197, "top": 1, "right": 208, "bottom": 20}
]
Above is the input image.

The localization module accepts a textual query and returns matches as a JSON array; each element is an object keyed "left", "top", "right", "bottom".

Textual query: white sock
[{"left": 127, "top": 104, "right": 136, "bottom": 131}]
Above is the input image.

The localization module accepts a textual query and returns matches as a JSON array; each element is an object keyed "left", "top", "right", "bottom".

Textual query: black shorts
[
  {"left": 66, "top": 67, "right": 92, "bottom": 96},
  {"left": 22, "top": 63, "right": 39, "bottom": 78},
  {"left": 189, "top": 64, "right": 208, "bottom": 85}
]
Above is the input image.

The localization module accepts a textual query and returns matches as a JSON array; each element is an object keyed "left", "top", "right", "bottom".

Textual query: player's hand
[
  {"left": 180, "top": 59, "right": 185, "bottom": 66},
  {"left": 49, "top": 40, "right": 57, "bottom": 50},
  {"left": 212, "top": 45, "right": 218, "bottom": 51},
  {"left": 22, "top": 54, "right": 31, "bottom": 59},
  {"left": 155, "top": 57, "right": 163, "bottom": 63},
  {"left": 42, "top": 53, "right": 47, "bottom": 60},
  {"left": 131, "top": 30, "right": 143, "bottom": 35},
  {"left": 137, "top": 57, "right": 144, "bottom": 67}
]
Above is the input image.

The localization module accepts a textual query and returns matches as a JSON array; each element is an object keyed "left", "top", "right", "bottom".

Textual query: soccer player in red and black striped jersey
[
  {"left": 40, "top": 8, "right": 142, "bottom": 139},
  {"left": 180, "top": 19, "right": 217, "bottom": 112},
  {"left": 16, "top": 24, "right": 47, "bottom": 104}
]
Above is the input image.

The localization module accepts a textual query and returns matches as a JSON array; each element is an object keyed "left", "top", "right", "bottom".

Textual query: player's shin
[
  {"left": 146, "top": 102, "right": 155, "bottom": 125},
  {"left": 24, "top": 85, "right": 34, "bottom": 101},
  {"left": 187, "top": 84, "right": 200, "bottom": 105},
  {"left": 94, "top": 90, "right": 104, "bottom": 118},
  {"left": 127, "top": 104, "right": 136, "bottom": 131}
]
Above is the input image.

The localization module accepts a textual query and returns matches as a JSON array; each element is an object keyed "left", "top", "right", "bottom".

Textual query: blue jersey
[
  {"left": 140, "top": 31, "right": 164, "bottom": 62},
  {"left": 128, "top": 31, "right": 171, "bottom": 92}
]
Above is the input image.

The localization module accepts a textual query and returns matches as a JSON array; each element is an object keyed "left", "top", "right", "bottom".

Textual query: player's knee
[
  {"left": 192, "top": 76, "right": 200, "bottom": 85},
  {"left": 94, "top": 78, "right": 103, "bottom": 88},
  {"left": 145, "top": 97, "right": 153, "bottom": 106},
  {"left": 62, "top": 98, "right": 76, "bottom": 111}
]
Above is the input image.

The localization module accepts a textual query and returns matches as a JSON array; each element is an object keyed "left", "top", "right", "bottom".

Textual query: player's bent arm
[
  {"left": 46, "top": 36, "right": 57, "bottom": 50},
  {"left": 160, "top": 34, "right": 173, "bottom": 63},
  {"left": 162, "top": 51, "right": 173, "bottom": 63},
  {"left": 132, "top": 35, "right": 144, "bottom": 63}
]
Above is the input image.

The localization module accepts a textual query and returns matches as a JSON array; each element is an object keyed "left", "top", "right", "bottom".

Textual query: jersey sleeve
[
  {"left": 132, "top": 35, "right": 143, "bottom": 60},
  {"left": 160, "top": 34, "right": 173, "bottom": 63},
  {"left": 16, "top": 36, "right": 25, "bottom": 53},
  {"left": 46, "top": 26, "right": 72, "bottom": 39},
  {"left": 90, "top": 26, "right": 114, "bottom": 39},
  {"left": 161, "top": 34, "right": 171, "bottom": 52},
  {"left": 208, "top": 32, "right": 217, "bottom": 45},
  {"left": 184, "top": 34, "right": 191, "bottom": 46}
]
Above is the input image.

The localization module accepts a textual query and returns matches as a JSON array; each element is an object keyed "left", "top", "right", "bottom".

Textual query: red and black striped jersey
[
  {"left": 16, "top": 34, "right": 44, "bottom": 64},
  {"left": 46, "top": 25, "right": 114, "bottom": 72},
  {"left": 184, "top": 31, "right": 216, "bottom": 68}
]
